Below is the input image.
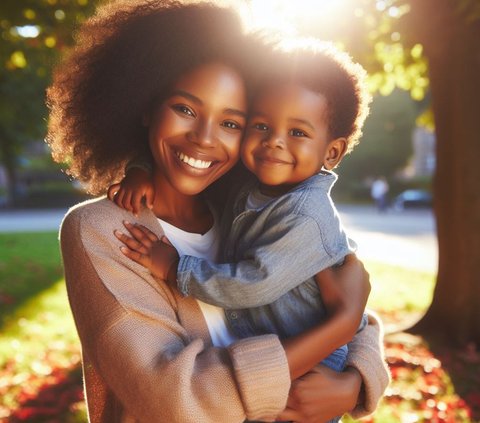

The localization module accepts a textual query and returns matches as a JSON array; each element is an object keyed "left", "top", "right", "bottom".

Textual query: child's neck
[
  {"left": 258, "top": 170, "right": 329, "bottom": 198},
  {"left": 151, "top": 172, "right": 213, "bottom": 234},
  {"left": 258, "top": 183, "right": 297, "bottom": 198}
]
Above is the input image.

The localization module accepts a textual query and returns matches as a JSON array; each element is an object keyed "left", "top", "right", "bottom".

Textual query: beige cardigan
[{"left": 60, "top": 197, "right": 390, "bottom": 423}]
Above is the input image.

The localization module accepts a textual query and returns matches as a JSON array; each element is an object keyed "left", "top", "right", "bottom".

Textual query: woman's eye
[
  {"left": 290, "top": 128, "right": 307, "bottom": 137},
  {"left": 253, "top": 123, "right": 269, "bottom": 131},
  {"left": 172, "top": 104, "right": 195, "bottom": 117},
  {"left": 222, "top": 120, "right": 242, "bottom": 130}
]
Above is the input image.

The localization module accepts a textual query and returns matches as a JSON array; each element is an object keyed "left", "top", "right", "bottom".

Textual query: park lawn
[
  {"left": 0, "top": 231, "right": 476, "bottom": 422},
  {"left": 0, "top": 231, "right": 85, "bottom": 421}
]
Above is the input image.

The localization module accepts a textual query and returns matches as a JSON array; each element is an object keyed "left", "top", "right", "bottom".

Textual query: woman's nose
[{"left": 188, "top": 120, "right": 216, "bottom": 148}]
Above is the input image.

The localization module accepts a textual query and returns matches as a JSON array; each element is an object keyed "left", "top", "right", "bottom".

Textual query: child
[{"left": 112, "top": 40, "right": 371, "bottom": 411}]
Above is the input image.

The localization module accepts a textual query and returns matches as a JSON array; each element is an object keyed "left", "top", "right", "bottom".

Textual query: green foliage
[
  {"left": 335, "top": 89, "right": 419, "bottom": 197},
  {"left": 0, "top": 0, "right": 97, "bottom": 199}
]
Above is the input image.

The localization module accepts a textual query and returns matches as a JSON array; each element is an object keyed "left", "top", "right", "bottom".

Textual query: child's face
[{"left": 241, "top": 82, "right": 345, "bottom": 195}]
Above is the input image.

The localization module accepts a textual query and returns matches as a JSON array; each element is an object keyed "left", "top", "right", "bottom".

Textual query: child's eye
[
  {"left": 172, "top": 104, "right": 195, "bottom": 117},
  {"left": 289, "top": 128, "right": 308, "bottom": 137},
  {"left": 253, "top": 123, "right": 269, "bottom": 131},
  {"left": 222, "top": 120, "right": 243, "bottom": 130}
]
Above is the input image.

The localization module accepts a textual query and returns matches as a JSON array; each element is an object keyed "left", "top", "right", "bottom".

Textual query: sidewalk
[{"left": 0, "top": 208, "right": 68, "bottom": 233}]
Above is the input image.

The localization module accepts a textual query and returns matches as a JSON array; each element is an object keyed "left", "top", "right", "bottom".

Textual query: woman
[{"left": 47, "top": 1, "right": 389, "bottom": 422}]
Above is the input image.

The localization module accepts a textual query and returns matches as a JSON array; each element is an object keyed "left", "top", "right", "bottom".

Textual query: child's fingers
[
  {"left": 119, "top": 246, "right": 149, "bottom": 268},
  {"left": 114, "top": 230, "right": 149, "bottom": 255},
  {"left": 107, "top": 183, "right": 121, "bottom": 201},
  {"left": 145, "top": 188, "right": 155, "bottom": 209},
  {"left": 114, "top": 188, "right": 126, "bottom": 209},
  {"left": 123, "top": 221, "right": 155, "bottom": 246},
  {"left": 121, "top": 191, "right": 134, "bottom": 213},
  {"left": 131, "top": 191, "right": 144, "bottom": 216},
  {"left": 134, "top": 224, "right": 159, "bottom": 243}
]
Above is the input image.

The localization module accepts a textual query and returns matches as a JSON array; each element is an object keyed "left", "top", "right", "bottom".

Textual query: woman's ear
[{"left": 324, "top": 138, "right": 347, "bottom": 170}]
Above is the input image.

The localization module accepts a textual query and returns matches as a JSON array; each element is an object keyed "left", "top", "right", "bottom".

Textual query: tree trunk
[{"left": 407, "top": 0, "right": 480, "bottom": 346}]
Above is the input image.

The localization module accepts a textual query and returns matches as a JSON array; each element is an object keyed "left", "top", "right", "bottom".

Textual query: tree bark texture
[{"left": 407, "top": 0, "right": 480, "bottom": 345}]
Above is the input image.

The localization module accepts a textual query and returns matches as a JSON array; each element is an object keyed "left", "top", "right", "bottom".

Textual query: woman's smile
[{"left": 175, "top": 151, "right": 213, "bottom": 170}]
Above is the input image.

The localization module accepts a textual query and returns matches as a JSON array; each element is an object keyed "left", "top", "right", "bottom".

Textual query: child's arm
[
  {"left": 177, "top": 213, "right": 349, "bottom": 308},
  {"left": 282, "top": 255, "right": 370, "bottom": 380},
  {"left": 107, "top": 164, "right": 155, "bottom": 216},
  {"left": 115, "top": 225, "right": 372, "bottom": 382}
]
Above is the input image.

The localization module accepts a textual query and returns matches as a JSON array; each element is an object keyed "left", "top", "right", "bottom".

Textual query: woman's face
[{"left": 147, "top": 62, "right": 247, "bottom": 196}]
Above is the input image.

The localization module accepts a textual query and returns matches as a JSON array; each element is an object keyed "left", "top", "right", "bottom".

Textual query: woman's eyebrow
[
  {"left": 169, "top": 91, "right": 246, "bottom": 119},
  {"left": 170, "top": 90, "right": 202, "bottom": 105}
]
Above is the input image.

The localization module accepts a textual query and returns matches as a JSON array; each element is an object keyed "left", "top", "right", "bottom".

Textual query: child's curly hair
[
  {"left": 47, "top": 0, "right": 258, "bottom": 194},
  {"left": 253, "top": 38, "right": 371, "bottom": 154}
]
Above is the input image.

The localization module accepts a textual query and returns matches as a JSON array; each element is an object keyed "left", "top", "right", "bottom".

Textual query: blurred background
[{"left": 0, "top": 0, "right": 479, "bottom": 421}]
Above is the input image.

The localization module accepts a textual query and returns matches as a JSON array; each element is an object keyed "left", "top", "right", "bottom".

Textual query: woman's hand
[
  {"left": 114, "top": 221, "right": 179, "bottom": 282},
  {"left": 276, "top": 365, "right": 362, "bottom": 423},
  {"left": 107, "top": 167, "right": 155, "bottom": 216}
]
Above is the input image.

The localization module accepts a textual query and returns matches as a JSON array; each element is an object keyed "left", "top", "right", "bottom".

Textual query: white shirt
[{"left": 157, "top": 218, "right": 237, "bottom": 347}]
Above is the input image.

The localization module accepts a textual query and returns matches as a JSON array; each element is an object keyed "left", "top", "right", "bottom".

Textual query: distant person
[{"left": 371, "top": 176, "right": 389, "bottom": 212}]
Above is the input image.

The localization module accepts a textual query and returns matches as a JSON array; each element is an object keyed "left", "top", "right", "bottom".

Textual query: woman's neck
[{"left": 151, "top": 171, "right": 213, "bottom": 234}]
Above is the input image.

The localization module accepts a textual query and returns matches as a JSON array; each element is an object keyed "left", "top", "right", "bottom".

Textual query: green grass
[
  {"left": 365, "top": 260, "right": 436, "bottom": 313},
  {"left": 0, "top": 232, "right": 63, "bottom": 325},
  {"left": 0, "top": 231, "right": 79, "bottom": 365},
  {"left": 0, "top": 231, "right": 83, "bottom": 419}
]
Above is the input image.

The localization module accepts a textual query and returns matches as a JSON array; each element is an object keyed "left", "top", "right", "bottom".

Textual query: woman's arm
[
  {"left": 61, "top": 199, "right": 290, "bottom": 423},
  {"left": 346, "top": 311, "right": 391, "bottom": 418}
]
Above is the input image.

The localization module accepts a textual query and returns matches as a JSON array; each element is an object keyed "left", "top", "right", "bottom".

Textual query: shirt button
[{"left": 230, "top": 312, "right": 238, "bottom": 319}]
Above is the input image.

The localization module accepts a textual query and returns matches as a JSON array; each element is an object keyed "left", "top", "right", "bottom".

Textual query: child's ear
[{"left": 324, "top": 138, "right": 347, "bottom": 170}]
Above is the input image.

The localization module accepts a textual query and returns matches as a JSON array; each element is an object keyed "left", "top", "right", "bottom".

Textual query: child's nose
[{"left": 262, "top": 133, "right": 285, "bottom": 149}]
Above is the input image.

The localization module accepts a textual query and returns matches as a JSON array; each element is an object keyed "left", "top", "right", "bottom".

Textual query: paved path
[
  {"left": 0, "top": 208, "right": 68, "bottom": 233},
  {"left": 0, "top": 205, "right": 437, "bottom": 273},
  {"left": 338, "top": 205, "right": 437, "bottom": 273}
]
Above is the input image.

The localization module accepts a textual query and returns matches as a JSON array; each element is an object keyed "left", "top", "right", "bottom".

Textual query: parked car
[{"left": 393, "top": 189, "right": 432, "bottom": 210}]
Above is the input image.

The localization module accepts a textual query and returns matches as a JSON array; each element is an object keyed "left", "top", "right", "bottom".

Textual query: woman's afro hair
[{"left": 46, "top": 0, "right": 258, "bottom": 194}]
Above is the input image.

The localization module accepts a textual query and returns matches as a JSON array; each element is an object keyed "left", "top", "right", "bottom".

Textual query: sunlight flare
[{"left": 241, "top": 0, "right": 352, "bottom": 35}]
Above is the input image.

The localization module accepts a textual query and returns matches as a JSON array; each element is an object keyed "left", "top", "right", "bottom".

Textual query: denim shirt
[{"left": 177, "top": 171, "right": 357, "bottom": 340}]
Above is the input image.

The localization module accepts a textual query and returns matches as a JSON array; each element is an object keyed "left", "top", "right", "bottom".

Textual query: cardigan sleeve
[
  {"left": 60, "top": 199, "right": 290, "bottom": 423},
  {"left": 346, "top": 311, "right": 391, "bottom": 418}
]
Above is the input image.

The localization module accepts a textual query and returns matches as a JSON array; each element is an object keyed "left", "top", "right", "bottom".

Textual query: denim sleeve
[{"left": 177, "top": 213, "right": 350, "bottom": 308}]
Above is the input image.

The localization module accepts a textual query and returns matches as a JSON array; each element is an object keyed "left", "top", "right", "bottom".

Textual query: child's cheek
[{"left": 239, "top": 135, "right": 255, "bottom": 169}]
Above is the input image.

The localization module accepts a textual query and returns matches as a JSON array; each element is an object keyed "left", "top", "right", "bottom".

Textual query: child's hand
[
  {"left": 107, "top": 167, "right": 155, "bottom": 216},
  {"left": 114, "top": 221, "right": 179, "bottom": 283}
]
